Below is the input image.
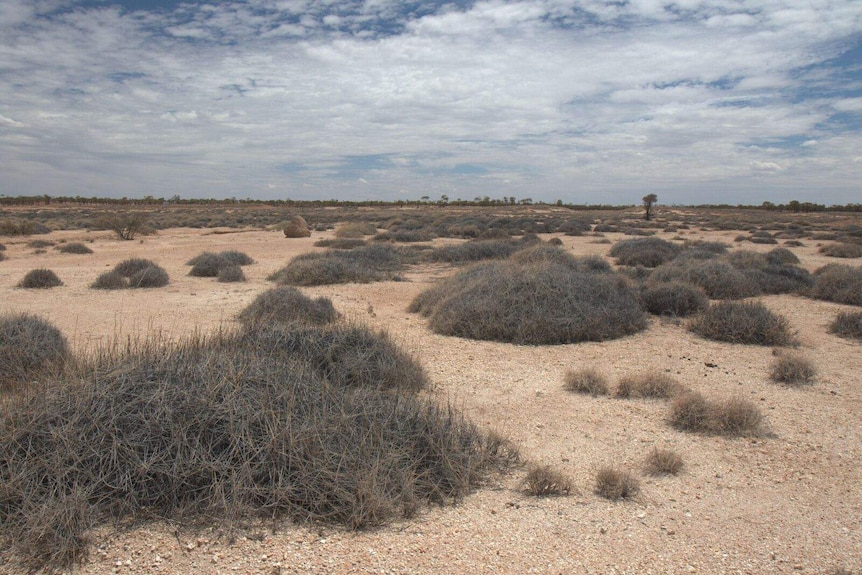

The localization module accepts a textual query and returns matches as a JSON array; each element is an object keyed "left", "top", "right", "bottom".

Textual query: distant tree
[{"left": 642, "top": 194, "right": 658, "bottom": 221}]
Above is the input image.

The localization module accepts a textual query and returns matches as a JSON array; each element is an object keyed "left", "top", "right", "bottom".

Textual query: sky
[{"left": 0, "top": 0, "right": 860, "bottom": 205}]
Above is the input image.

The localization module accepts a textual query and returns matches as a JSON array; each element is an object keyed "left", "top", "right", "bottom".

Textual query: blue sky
[{"left": 1, "top": 0, "right": 860, "bottom": 204}]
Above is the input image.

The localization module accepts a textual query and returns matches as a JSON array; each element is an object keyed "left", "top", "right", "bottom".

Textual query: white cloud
[{"left": 0, "top": 0, "right": 860, "bottom": 203}]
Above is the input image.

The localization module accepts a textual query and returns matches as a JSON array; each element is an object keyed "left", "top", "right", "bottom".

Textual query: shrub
[
  {"left": 17, "top": 268, "right": 63, "bottom": 288},
  {"left": 652, "top": 260, "right": 758, "bottom": 299},
  {"left": 90, "top": 271, "right": 128, "bottom": 290},
  {"left": 809, "top": 264, "right": 862, "bottom": 306},
  {"left": 0, "top": 325, "right": 505, "bottom": 571},
  {"left": 188, "top": 252, "right": 227, "bottom": 277},
  {"left": 237, "top": 286, "right": 338, "bottom": 327},
  {"left": 563, "top": 368, "right": 609, "bottom": 396},
  {"left": 27, "top": 239, "right": 55, "bottom": 249},
  {"left": 99, "top": 212, "right": 149, "bottom": 240},
  {"left": 830, "top": 311, "right": 862, "bottom": 340},
  {"left": 524, "top": 464, "right": 573, "bottom": 496},
  {"left": 770, "top": 352, "right": 817, "bottom": 385},
  {"left": 688, "top": 301, "right": 795, "bottom": 346},
  {"left": 595, "top": 467, "right": 640, "bottom": 500},
  {"left": 748, "top": 236, "right": 778, "bottom": 244},
  {"left": 0, "top": 312, "right": 69, "bottom": 393},
  {"left": 128, "top": 265, "right": 169, "bottom": 288},
  {"left": 335, "top": 222, "right": 377, "bottom": 238},
  {"left": 766, "top": 247, "right": 800, "bottom": 265},
  {"left": 0, "top": 242, "right": 6, "bottom": 250},
  {"left": 547, "top": 237, "right": 564, "bottom": 246},
  {"left": 670, "top": 392, "right": 765, "bottom": 437},
  {"left": 640, "top": 282, "right": 708, "bottom": 317},
  {"left": 0, "top": 252, "right": 5, "bottom": 262},
  {"left": 219, "top": 250, "right": 254, "bottom": 266},
  {"left": 373, "top": 230, "right": 435, "bottom": 243},
  {"left": 609, "top": 237, "right": 682, "bottom": 267},
  {"left": 820, "top": 243, "right": 862, "bottom": 258},
  {"left": 426, "top": 239, "right": 525, "bottom": 264},
  {"left": 113, "top": 258, "right": 159, "bottom": 277},
  {"left": 644, "top": 448, "right": 684, "bottom": 476},
  {"left": 217, "top": 265, "right": 245, "bottom": 282},
  {"left": 410, "top": 256, "right": 647, "bottom": 345},
  {"left": 269, "top": 245, "right": 406, "bottom": 286},
  {"left": 56, "top": 242, "right": 93, "bottom": 254},
  {"left": 314, "top": 238, "right": 367, "bottom": 249},
  {"left": 615, "top": 371, "right": 683, "bottom": 399}
]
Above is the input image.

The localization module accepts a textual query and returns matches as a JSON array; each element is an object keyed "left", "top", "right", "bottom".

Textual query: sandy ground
[{"left": 0, "top": 225, "right": 860, "bottom": 574}]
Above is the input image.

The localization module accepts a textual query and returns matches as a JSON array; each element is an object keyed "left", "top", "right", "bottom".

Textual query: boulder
[{"left": 283, "top": 215, "right": 311, "bottom": 238}]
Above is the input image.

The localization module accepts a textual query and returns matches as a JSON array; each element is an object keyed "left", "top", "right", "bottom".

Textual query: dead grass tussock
[
  {"left": 563, "top": 368, "right": 609, "bottom": 396},
  {"left": 595, "top": 467, "right": 640, "bottom": 500}
]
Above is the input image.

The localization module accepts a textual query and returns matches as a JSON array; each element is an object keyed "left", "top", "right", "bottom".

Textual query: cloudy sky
[{"left": 1, "top": 0, "right": 860, "bottom": 204}]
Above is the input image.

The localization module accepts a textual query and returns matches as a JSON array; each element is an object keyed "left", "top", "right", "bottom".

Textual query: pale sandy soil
[{"left": 0, "top": 225, "right": 860, "bottom": 574}]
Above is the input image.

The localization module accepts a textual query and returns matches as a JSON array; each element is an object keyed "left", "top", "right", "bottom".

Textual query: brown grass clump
[
  {"left": 56, "top": 242, "right": 93, "bottom": 254},
  {"left": 819, "top": 243, "right": 862, "bottom": 258},
  {"left": 669, "top": 392, "right": 766, "bottom": 437},
  {"left": 809, "top": 264, "right": 862, "bottom": 306},
  {"left": 524, "top": 464, "right": 573, "bottom": 496},
  {"left": 830, "top": 311, "right": 862, "bottom": 340},
  {"left": 410, "top": 252, "right": 647, "bottom": 345},
  {"left": 688, "top": 301, "right": 795, "bottom": 346},
  {"left": 17, "top": 268, "right": 63, "bottom": 288},
  {"left": 615, "top": 371, "right": 684, "bottom": 399},
  {"left": 595, "top": 467, "right": 640, "bottom": 500},
  {"left": 0, "top": 312, "right": 69, "bottom": 393},
  {"left": 563, "top": 368, "right": 609, "bottom": 396},
  {"left": 0, "top": 323, "right": 509, "bottom": 572},
  {"left": 237, "top": 286, "right": 338, "bottom": 327},
  {"left": 644, "top": 448, "right": 684, "bottom": 476},
  {"left": 640, "top": 281, "right": 708, "bottom": 317},
  {"left": 770, "top": 351, "right": 817, "bottom": 385}
]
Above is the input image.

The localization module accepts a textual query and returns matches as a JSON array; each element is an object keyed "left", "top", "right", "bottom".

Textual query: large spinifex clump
[{"left": 410, "top": 245, "right": 647, "bottom": 345}]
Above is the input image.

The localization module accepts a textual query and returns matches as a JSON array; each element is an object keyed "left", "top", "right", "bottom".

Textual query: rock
[{"left": 283, "top": 215, "right": 311, "bottom": 238}]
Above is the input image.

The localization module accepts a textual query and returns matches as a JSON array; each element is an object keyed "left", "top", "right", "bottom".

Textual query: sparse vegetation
[
  {"left": 563, "top": 368, "right": 609, "bottom": 396},
  {"left": 27, "top": 239, "right": 55, "bottom": 249},
  {"left": 314, "top": 238, "right": 367, "bottom": 249},
  {"left": 830, "top": 311, "right": 862, "bottom": 340},
  {"left": 100, "top": 212, "right": 149, "bottom": 240},
  {"left": 615, "top": 371, "right": 684, "bottom": 399},
  {"left": 595, "top": 466, "right": 640, "bottom": 500},
  {"left": 410, "top": 250, "right": 647, "bottom": 345},
  {"left": 644, "top": 448, "right": 684, "bottom": 476},
  {"left": 770, "top": 351, "right": 817, "bottom": 385},
  {"left": 669, "top": 392, "right": 766, "bottom": 437},
  {"left": 56, "top": 242, "right": 93, "bottom": 254},
  {"left": 0, "top": 312, "right": 69, "bottom": 393},
  {"left": 524, "top": 464, "right": 573, "bottom": 496},
  {"left": 0, "top": 321, "right": 508, "bottom": 571},
  {"left": 688, "top": 301, "right": 795, "bottom": 346},
  {"left": 17, "top": 268, "right": 63, "bottom": 288}
]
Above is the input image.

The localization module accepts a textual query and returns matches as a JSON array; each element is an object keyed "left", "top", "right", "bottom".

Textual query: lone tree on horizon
[{"left": 642, "top": 194, "right": 658, "bottom": 221}]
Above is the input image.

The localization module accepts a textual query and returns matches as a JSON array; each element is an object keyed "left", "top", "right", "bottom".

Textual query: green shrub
[
  {"left": 770, "top": 352, "right": 817, "bottom": 385},
  {"left": 90, "top": 271, "right": 128, "bottom": 290},
  {"left": 56, "top": 242, "right": 93, "bottom": 254},
  {"left": 237, "top": 286, "right": 338, "bottom": 327},
  {"left": 18, "top": 268, "right": 63, "bottom": 289},
  {"left": 615, "top": 372, "right": 684, "bottom": 399},
  {"left": 644, "top": 448, "right": 684, "bottom": 476},
  {"left": 669, "top": 392, "right": 765, "bottom": 437},
  {"left": 524, "top": 464, "right": 573, "bottom": 496},
  {"left": 819, "top": 243, "right": 862, "bottom": 258},
  {"left": 640, "top": 282, "right": 708, "bottom": 317},
  {"left": 809, "top": 264, "right": 862, "bottom": 306},
  {"left": 0, "top": 312, "right": 69, "bottom": 393},
  {"left": 688, "top": 301, "right": 795, "bottom": 346},
  {"left": 0, "top": 325, "right": 505, "bottom": 571},
  {"left": 830, "top": 311, "right": 862, "bottom": 340},
  {"left": 410, "top": 255, "right": 647, "bottom": 345},
  {"left": 563, "top": 368, "right": 609, "bottom": 396},
  {"left": 609, "top": 237, "right": 682, "bottom": 267},
  {"left": 595, "top": 467, "right": 640, "bottom": 500}
]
